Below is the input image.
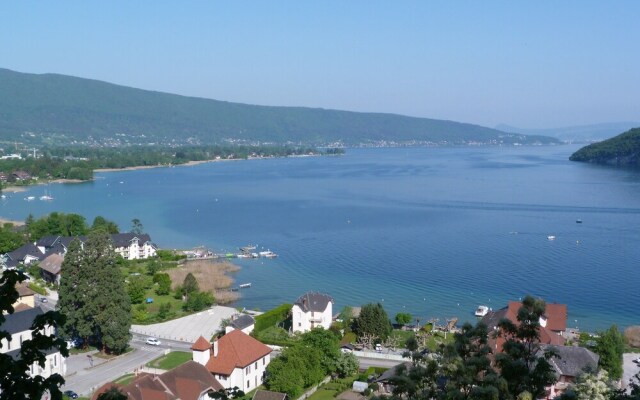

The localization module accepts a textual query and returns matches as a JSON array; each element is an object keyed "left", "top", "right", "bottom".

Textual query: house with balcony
[{"left": 191, "top": 330, "right": 272, "bottom": 393}]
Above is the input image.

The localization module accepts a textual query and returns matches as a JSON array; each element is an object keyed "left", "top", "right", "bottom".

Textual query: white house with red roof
[
  {"left": 191, "top": 330, "right": 272, "bottom": 393},
  {"left": 291, "top": 292, "right": 334, "bottom": 333}
]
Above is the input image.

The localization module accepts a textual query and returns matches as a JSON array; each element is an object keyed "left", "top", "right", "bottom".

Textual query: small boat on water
[
  {"left": 239, "top": 283, "right": 251, "bottom": 289},
  {"left": 576, "top": 219, "right": 583, "bottom": 224},
  {"left": 475, "top": 305, "right": 490, "bottom": 317},
  {"left": 25, "top": 196, "right": 35, "bottom": 201},
  {"left": 259, "top": 251, "right": 277, "bottom": 258},
  {"left": 547, "top": 235, "right": 556, "bottom": 241},
  {"left": 40, "top": 195, "right": 54, "bottom": 201}
]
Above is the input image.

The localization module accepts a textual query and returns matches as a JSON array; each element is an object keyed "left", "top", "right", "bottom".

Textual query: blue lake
[{"left": 2, "top": 145, "right": 639, "bottom": 332}]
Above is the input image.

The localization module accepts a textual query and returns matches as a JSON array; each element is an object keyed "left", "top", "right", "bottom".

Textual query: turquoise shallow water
[{"left": 2, "top": 145, "right": 640, "bottom": 332}]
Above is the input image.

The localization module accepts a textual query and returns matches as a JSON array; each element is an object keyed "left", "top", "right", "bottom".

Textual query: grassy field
[
  {"left": 113, "top": 373, "right": 136, "bottom": 385},
  {"left": 147, "top": 351, "right": 192, "bottom": 370}
]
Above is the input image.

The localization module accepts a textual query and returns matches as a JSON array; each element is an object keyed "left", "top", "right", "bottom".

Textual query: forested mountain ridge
[
  {"left": 570, "top": 127, "right": 640, "bottom": 166},
  {"left": 0, "top": 68, "right": 559, "bottom": 146}
]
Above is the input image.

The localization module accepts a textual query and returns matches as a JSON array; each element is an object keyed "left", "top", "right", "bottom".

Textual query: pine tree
[
  {"left": 85, "top": 231, "right": 131, "bottom": 354},
  {"left": 58, "top": 238, "right": 95, "bottom": 345}
]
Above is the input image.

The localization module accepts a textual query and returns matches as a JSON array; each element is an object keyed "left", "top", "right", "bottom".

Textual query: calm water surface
[{"left": 2, "top": 145, "right": 639, "bottom": 332}]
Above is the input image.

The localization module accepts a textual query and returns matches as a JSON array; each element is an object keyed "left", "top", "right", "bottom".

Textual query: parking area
[{"left": 131, "top": 305, "right": 237, "bottom": 343}]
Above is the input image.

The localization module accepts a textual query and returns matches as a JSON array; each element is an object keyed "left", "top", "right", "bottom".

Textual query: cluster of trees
[
  {"left": 0, "top": 213, "right": 119, "bottom": 254},
  {"left": 266, "top": 328, "right": 359, "bottom": 398},
  {"left": 0, "top": 145, "right": 342, "bottom": 190},
  {"left": 0, "top": 156, "right": 93, "bottom": 185},
  {"left": 372, "top": 296, "right": 639, "bottom": 400},
  {"left": 570, "top": 127, "right": 640, "bottom": 166},
  {"left": 58, "top": 231, "right": 131, "bottom": 354}
]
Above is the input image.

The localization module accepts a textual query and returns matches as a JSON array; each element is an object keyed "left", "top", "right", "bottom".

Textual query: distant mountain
[
  {"left": 495, "top": 122, "right": 640, "bottom": 143},
  {"left": 569, "top": 127, "right": 640, "bottom": 166},
  {"left": 0, "top": 68, "right": 560, "bottom": 147}
]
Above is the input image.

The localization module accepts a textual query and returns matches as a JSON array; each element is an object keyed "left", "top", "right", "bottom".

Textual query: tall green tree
[
  {"left": 58, "top": 238, "right": 95, "bottom": 344},
  {"left": 595, "top": 325, "right": 625, "bottom": 380},
  {"left": 183, "top": 272, "right": 199, "bottom": 295},
  {"left": 0, "top": 269, "right": 69, "bottom": 400},
  {"left": 355, "top": 302, "right": 393, "bottom": 341},
  {"left": 495, "top": 296, "right": 557, "bottom": 399},
  {"left": 131, "top": 218, "right": 143, "bottom": 235},
  {"left": 0, "top": 223, "right": 25, "bottom": 253},
  {"left": 395, "top": 312, "right": 413, "bottom": 326},
  {"left": 91, "top": 216, "right": 119, "bottom": 234},
  {"left": 300, "top": 327, "right": 341, "bottom": 373},
  {"left": 85, "top": 231, "right": 132, "bottom": 354},
  {"left": 442, "top": 322, "right": 502, "bottom": 400}
]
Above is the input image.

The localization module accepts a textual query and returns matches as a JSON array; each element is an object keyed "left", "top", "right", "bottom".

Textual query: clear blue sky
[{"left": 2, "top": 1, "right": 639, "bottom": 128}]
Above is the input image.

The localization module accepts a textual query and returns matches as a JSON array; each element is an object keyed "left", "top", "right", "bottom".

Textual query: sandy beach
[{"left": 0, "top": 217, "right": 24, "bottom": 226}]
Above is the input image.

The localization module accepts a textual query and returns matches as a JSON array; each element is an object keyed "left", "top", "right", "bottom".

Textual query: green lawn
[
  {"left": 147, "top": 351, "right": 192, "bottom": 370},
  {"left": 114, "top": 373, "right": 136, "bottom": 385},
  {"left": 308, "top": 388, "right": 339, "bottom": 400}
]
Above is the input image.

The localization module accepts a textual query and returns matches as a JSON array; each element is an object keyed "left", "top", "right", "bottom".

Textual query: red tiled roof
[
  {"left": 507, "top": 301, "right": 567, "bottom": 332},
  {"left": 90, "top": 361, "right": 222, "bottom": 400},
  {"left": 205, "top": 330, "right": 272, "bottom": 375},
  {"left": 191, "top": 335, "right": 211, "bottom": 351}
]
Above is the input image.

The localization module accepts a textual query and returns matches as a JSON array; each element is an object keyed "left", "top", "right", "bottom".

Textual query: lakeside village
[{"left": 2, "top": 218, "right": 640, "bottom": 400}]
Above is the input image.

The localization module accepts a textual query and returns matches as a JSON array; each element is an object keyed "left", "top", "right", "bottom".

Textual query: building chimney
[{"left": 213, "top": 340, "right": 219, "bottom": 357}]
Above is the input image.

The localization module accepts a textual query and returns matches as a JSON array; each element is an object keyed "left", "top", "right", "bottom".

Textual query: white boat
[
  {"left": 475, "top": 305, "right": 490, "bottom": 317},
  {"left": 547, "top": 235, "right": 556, "bottom": 241},
  {"left": 40, "top": 195, "right": 54, "bottom": 201},
  {"left": 259, "top": 251, "right": 277, "bottom": 258},
  {"left": 239, "top": 283, "right": 251, "bottom": 289},
  {"left": 25, "top": 196, "right": 35, "bottom": 201}
]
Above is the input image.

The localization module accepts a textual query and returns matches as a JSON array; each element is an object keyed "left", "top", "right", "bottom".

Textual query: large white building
[
  {"left": 0, "top": 307, "right": 66, "bottom": 382},
  {"left": 191, "top": 330, "right": 272, "bottom": 393},
  {"left": 291, "top": 292, "right": 334, "bottom": 333}
]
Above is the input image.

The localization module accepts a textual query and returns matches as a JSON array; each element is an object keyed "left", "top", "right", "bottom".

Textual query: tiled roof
[
  {"left": 231, "top": 314, "right": 255, "bottom": 330},
  {"left": 540, "top": 345, "right": 599, "bottom": 378},
  {"left": 91, "top": 361, "right": 222, "bottom": 400},
  {"left": 192, "top": 336, "right": 211, "bottom": 351},
  {"left": 3, "top": 306, "right": 44, "bottom": 335},
  {"left": 206, "top": 330, "right": 272, "bottom": 375},
  {"left": 111, "top": 233, "right": 152, "bottom": 247},
  {"left": 6, "top": 243, "right": 43, "bottom": 262},
  {"left": 253, "top": 390, "right": 288, "bottom": 400},
  {"left": 39, "top": 253, "right": 64, "bottom": 275},
  {"left": 16, "top": 283, "right": 36, "bottom": 297},
  {"left": 294, "top": 292, "right": 333, "bottom": 313}
]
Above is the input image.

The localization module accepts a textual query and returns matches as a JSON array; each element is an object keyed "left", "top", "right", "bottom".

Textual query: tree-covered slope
[
  {"left": 569, "top": 127, "right": 640, "bottom": 166},
  {"left": 0, "top": 68, "right": 559, "bottom": 146}
]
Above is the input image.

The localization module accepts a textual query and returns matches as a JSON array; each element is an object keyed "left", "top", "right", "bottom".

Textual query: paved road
[{"left": 62, "top": 336, "right": 173, "bottom": 397}]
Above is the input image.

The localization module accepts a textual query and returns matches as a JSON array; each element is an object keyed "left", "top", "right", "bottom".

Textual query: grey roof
[
  {"left": 3, "top": 307, "right": 44, "bottom": 335},
  {"left": 231, "top": 314, "right": 255, "bottom": 330},
  {"left": 253, "top": 390, "right": 287, "bottom": 400},
  {"left": 36, "top": 235, "right": 63, "bottom": 248},
  {"left": 540, "top": 345, "right": 599, "bottom": 378},
  {"left": 376, "top": 362, "right": 413, "bottom": 382},
  {"left": 5, "top": 345, "right": 60, "bottom": 361},
  {"left": 110, "top": 233, "right": 152, "bottom": 247},
  {"left": 7, "top": 243, "right": 44, "bottom": 266},
  {"left": 294, "top": 292, "right": 333, "bottom": 313},
  {"left": 480, "top": 307, "right": 509, "bottom": 329}
]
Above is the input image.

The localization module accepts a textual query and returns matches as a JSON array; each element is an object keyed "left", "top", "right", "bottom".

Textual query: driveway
[
  {"left": 131, "top": 305, "right": 237, "bottom": 343},
  {"left": 623, "top": 353, "right": 640, "bottom": 390}
]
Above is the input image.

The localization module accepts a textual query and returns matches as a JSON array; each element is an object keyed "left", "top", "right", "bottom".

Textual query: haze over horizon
[{"left": 2, "top": 1, "right": 639, "bottom": 130}]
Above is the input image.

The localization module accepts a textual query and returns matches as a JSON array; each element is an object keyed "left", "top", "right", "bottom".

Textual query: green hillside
[
  {"left": 570, "top": 127, "right": 640, "bottom": 166},
  {"left": 0, "top": 68, "right": 559, "bottom": 146}
]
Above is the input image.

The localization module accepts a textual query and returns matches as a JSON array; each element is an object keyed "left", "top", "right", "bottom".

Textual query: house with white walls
[
  {"left": 291, "top": 292, "right": 334, "bottom": 333},
  {"left": 191, "top": 330, "right": 272, "bottom": 393},
  {"left": 0, "top": 307, "right": 66, "bottom": 382}
]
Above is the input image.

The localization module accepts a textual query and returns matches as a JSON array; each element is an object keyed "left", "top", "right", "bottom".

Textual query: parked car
[
  {"left": 39, "top": 296, "right": 48, "bottom": 303},
  {"left": 375, "top": 343, "right": 382, "bottom": 353},
  {"left": 146, "top": 337, "right": 161, "bottom": 346},
  {"left": 633, "top": 357, "right": 640, "bottom": 364},
  {"left": 63, "top": 390, "right": 78, "bottom": 399}
]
